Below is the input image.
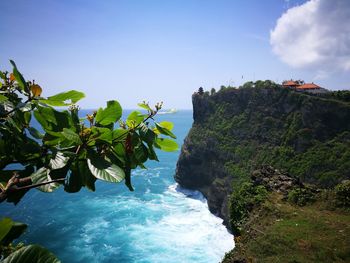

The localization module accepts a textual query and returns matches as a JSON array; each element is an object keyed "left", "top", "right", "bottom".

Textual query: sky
[{"left": 0, "top": 0, "right": 349, "bottom": 109}]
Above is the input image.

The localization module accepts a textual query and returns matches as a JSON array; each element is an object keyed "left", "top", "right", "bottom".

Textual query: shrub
[
  {"left": 334, "top": 180, "right": 350, "bottom": 208},
  {"left": 288, "top": 188, "right": 315, "bottom": 206},
  {"left": 230, "top": 182, "right": 268, "bottom": 235}
]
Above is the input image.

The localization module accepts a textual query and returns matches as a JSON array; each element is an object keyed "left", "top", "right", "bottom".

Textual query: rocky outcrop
[{"left": 251, "top": 165, "right": 303, "bottom": 195}]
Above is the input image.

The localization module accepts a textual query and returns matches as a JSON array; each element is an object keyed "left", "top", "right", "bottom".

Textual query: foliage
[
  {"left": 0, "top": 61, "right": 178, "bottom": 205},
  {"left": 334, "top": 180, "right": 350, "bottom": 208},
  {"left": 223, "top": 192, "right": 350, "bottom": 263},
  {"left": 321, "top": 90, "right": 350, "bottom": 103},
  {"left": 220, "top": 85, "right": 226, "bottom": 91},
  {"left": 190, "top": 85, "right": 350, "bottom": 188},
  {"left": 241, "top": 81, "right": 254, "bottom": 89},
  {"left": 186, "top": 83, "right": 350, "bottom": 263},
  {"left": 0, "top": 61, "right": 178, "bottom": 262},
  {"left": 0, "top": 217, "right": 26, "bottom": 260},
  {"left": 0, "top": 217, "right": 53, "bottom": 263},
  {"left": 229, "top": 182, "right": 268, "bottom": 235},
  {"left": 2, "top": 244, "right": 60, "bottom": 263},
  {"left": 0, "top": 218, "right": 27, "bottom": 246},
  {"left": 287, "top": 187, "right": 315, "bottom": 206}
]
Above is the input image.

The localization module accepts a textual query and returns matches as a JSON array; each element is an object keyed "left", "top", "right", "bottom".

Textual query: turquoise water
[{"left": 0, "top": 110, "right": 233, "bottom": 262}]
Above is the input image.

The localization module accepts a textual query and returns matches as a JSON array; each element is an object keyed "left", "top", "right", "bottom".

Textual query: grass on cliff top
[{"left": 224, "top": 193, "right": 350, "bottom": 263}]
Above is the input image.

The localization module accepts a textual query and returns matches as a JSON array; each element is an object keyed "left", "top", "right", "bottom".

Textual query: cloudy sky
[{"left": 0, "top": 0, "right": 349, "bottom": 109}]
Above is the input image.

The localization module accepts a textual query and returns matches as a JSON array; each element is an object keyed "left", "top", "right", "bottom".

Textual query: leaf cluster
[
  {"left": 334, "top": 180, "right": 350, "bottom": 208},
  {"left": 0, "top": 217, "right": 60, "bottom": 262},
  {"left": 0, "top": 61, "right": 178, "bottom": 203}
]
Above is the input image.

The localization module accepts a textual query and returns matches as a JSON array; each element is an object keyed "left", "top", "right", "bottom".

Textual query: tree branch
[
  {"left": 0, "top": 173, "right": 65, "bottom": 203},
  {"left": 16, "top": 178, "right": 65, "bottom": 191},
  {"left": 0, "top": 99, "right": 30, "bottom": 118}
]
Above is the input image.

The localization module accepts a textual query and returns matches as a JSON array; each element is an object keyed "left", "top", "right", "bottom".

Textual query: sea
[{"left": 0, "top": 110, "right": 233, "bottom": 263}]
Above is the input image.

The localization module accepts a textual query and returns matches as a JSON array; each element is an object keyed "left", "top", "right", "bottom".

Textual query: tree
[
  {"left": 242, "top": 81, "right": 254, "bottom": 89},
  {"left": 0, "top": 61, "right": 178, "bottom": 261},
  {"left": 198, "top": 87, "right": 204, "bottom": 95},
  {"left": 210, "top": 88, "right": 216, "bottom": 95}
]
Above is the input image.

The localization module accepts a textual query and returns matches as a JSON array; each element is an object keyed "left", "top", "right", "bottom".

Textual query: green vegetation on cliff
[
  {"left": 176, "top": 82, "right": 350, "bottom": 226},
  {"left": 175, "top": 81, "right": 350, "bottom": 262},
  {"left": 197, "top": 84, "right": 350, "bottom": 188},
  {"left": 223, "top": 179, "right": 350, "bottom": 263}
]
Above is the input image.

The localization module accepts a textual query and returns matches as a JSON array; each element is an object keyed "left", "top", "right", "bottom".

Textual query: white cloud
[{"left": 270, "top": 0, "right": 350, "bottom": 73}]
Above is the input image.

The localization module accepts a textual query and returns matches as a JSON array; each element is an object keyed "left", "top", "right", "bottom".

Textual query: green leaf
[
  {"left": 9, "top": 60, "right": 28, "bottom": 92},
  {"left": 112, "top": 129, "right": 127, "bottom": 141},
  {"left": 27, "top": 127, "right": 44, "bottom": 139},
  {"left": 158, "top": 121, "right": 174, "bottom": 131},
  {"left": 139, "top": 123, "right": 156, "bottom": 144},
  {"left": 0, "top": 71, "right": 5, "bottom": 79},
  {"left": 24, "top": 111, "right": 31, "bottom": 126},
  {"left": 3, "top": 244, "right": 61, "bottom": 263},
  {"left": 133, "top": 143, "right": 148, "bottom": 164},
  {"left": 44, "top": 109, "right": 74, "bottom": 131},
  {"left": 41, "top": 90, "right": 85, "bottom": 106},
  {"left": 0, "top": 94, "right": 8, "bottom": 102},
  {"left": 0, "top": 218, "right": 27, "bottom": 245},
  {"left": 147, "top": 144, "right": 159, "bottom": 161},
  {"left": 91, "top": 127, "right": 113, "bottom": 143},
  {"left": 155, "top": 138, "right": 178, "bottom": 152},
  {"left": 154, "top": 122, "right": 176, "bottom": 139},
  {"left": 87, "top": 153, "right": 125, "bottom": 183},
  {"left": 0, "top": 218, "right": 13, "bottom": 243},
  {"left": 33, "top": 106, "right": 57, "bottom": 130},
  {"left": 49, "top": 152, "right": 69, "bottom": 170},
  {"left": 77, "top": 160, "right": 96, "bottom": 191},
  {"left": 95, "top": 100, "right": 122, "bottom": 126},
  {"left": 137, "top": 102, "right": 152, "bottom": 111},
  {"left": 124, "top": 166, "right": 133, "bottom": 191},
  {"left": 18, "top": 102, "right": 32, "bottom": 112},
  {"left": 64, "top": 172, "right": 82, "bottom": 193},
  {"left": 112, "top": 143, "right": 126, "bottom": 164},
  {"left": 126, "top": 111, "right": 145, "bottom": 128},
  {"left": 61, "top": 128, "right": 81, "bottom": 145},
  {"left": 31, "top": 167, "right": 60, "bottom": 192}
]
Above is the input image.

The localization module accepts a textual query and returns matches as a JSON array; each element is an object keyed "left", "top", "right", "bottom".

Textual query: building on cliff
[
  {"left": 282, "top": 79, "right": 303, "bottom": 88},
  {"left": 282, "top": 79, "right": 329, "bottom": 94}
]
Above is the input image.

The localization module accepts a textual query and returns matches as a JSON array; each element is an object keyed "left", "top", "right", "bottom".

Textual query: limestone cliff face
[
  {"left": 175, "top": 86, "right": 350, "bottom": 230},
  {"left": 175, "top": 92, "right": 232, "bottom": 228}
]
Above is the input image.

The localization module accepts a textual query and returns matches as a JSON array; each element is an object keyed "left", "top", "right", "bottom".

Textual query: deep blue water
[{"left": 0, "top": 110, "right": 233, "bottom": 263}]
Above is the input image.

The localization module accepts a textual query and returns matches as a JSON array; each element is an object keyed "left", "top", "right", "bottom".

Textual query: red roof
[
  {"left": 296, "top": 83, "right": 321, "bottom": 90},
  {"left": 282, "top": 80, "right": 300, "bottom": 86}
]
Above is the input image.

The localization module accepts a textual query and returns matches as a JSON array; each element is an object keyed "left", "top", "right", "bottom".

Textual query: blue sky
[{"left": 1, "top": 0, "right": 349, "bottom": 109}]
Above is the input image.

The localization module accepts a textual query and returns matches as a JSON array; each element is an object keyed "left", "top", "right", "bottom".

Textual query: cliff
[{"left": 175, "top": 84, "right": 350, "bottom": 231}]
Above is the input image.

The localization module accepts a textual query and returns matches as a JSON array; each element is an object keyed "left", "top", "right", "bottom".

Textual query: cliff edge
[{"left": 175, "top": 84, "right": 350, "bottom": 231}]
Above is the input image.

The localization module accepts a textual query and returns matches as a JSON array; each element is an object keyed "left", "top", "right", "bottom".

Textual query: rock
[{"left": 250, "top": 165, "right": 303, "bottom": 196}]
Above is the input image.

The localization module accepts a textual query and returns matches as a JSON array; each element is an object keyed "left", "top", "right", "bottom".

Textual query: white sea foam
[
  {"left": 63, "top": 182, "right": 234, "bottom": 263},
  {"left": 5, "top": 166, "right": 234, "bottom": 262},
  {"left": 125, "top": 184, "right": 234, "bottom": 262}
]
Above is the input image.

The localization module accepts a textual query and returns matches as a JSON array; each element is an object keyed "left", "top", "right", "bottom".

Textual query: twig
[
  {"left": 0, "top": 173, "right": 65, "bottom": 203},
  {"left": 112, "top": 110, "right": 158, "bottom": 143},
  {"left": 0, "top": 99, "right": 30, "bottom": 118},
  {"left": 16, "top": 178, "right": 65, "bottom": 191}
]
